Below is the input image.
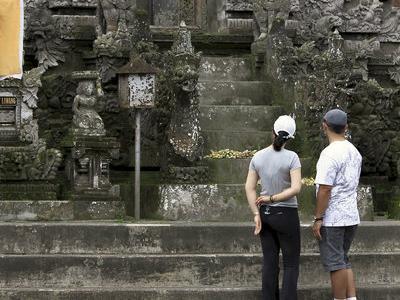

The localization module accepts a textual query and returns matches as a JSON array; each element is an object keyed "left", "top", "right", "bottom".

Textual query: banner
[{"left": 0, "top": 0, "right": 24, "bottom": 80}]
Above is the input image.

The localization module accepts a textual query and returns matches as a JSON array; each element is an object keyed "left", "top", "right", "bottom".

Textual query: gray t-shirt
[{"left": 249, "top": 147, "right": 301, "bottom": 208}]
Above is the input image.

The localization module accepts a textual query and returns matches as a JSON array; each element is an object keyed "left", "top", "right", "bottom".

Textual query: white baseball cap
[{"left": 273, "top": 115, "right": 296, "bottom": 138}]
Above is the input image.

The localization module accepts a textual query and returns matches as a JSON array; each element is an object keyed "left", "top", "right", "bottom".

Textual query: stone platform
[
  {"left": 0, "top": 201, "right": 125, "bottom": 221},
  {"left": 0, "top": 221, "right": 398, "bottom": 299}
]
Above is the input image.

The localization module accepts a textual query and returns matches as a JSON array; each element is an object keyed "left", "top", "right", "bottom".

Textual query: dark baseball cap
[{"left": 323, "top": 109, "right": 347, "bottom": 126}]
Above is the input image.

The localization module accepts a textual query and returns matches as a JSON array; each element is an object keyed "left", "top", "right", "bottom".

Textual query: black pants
[{"left": 259, "top": 206, "right": 301, "bottom": 300}]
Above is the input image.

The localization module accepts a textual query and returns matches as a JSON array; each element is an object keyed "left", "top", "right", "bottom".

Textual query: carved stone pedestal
[
  {"left": 251, "top": 39, "right": 268, "bottom": 68},
  {"left": 63, "top": 133, "right": 125, "bottom": 219},
  {"left": 64, "top": 134, "right": 121, "bottom": 200}
]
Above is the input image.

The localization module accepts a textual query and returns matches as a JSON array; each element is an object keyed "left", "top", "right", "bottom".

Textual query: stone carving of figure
[
  {"left": 381, "top": 9, "right": 400, "bottom": 40},
  {"left": 344, "top": 0, "right": 383, "bottom": 30},
  {"left": 253, "top": 0, "right": 270, "bottom": 41},
  {"left": 97, "top": 0, "right": 137, "bottom": 35},
  {"left": 167, "top": 22, "right": 203, "bottom": 162},
  {"left": 72, "top": 80, "right": 106, "bottom": 136},
  {"left": 328, "top": 29, "right": 344, "bottom": 59},
  {"left": 253, "top": 0, "right": 300, "bottom": 40}
]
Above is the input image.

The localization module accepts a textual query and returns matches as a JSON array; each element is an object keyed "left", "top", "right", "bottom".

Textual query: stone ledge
[
  {"left": 149, "top": 184, "right": 374, "bottom": 222},
  {"left": 0, "top": 184, "right": 59, "bottom": 200},
  {"left": 0, "top": 221, "right": 398, "bottom": 255},
  {"left": 0, "top": 201, "right": 125, "bottom": 221}
]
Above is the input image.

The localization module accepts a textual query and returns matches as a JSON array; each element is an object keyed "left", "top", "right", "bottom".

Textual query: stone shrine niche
[
  {"left": 226, "top": 0, "right": 253, "bottom": 34},
  {"left": 63, "top": 71, "right": 122, "bottom": 202},
  {"left": 0, "top": 83, "right": 21, "bottom": 143},
  {"left": 150, "top": 0, "right": 207, "bottom": 29},
  {"left": 0, "top": 72, "right": 62, "bottom": 181}
]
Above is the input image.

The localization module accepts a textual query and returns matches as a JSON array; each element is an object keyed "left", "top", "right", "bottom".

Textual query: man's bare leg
[
  {"left": 346, "top": 269, "right": 356, "bottom": 298},
  {"left": 330, "top": 269, "right": 348, "bottom": 299}
]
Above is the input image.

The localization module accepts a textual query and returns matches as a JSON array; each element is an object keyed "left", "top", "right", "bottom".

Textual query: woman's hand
[
  {"left": 254, "top": 214, "right": 262, "bottom": 235},
  {"left": 256, "top": 195, "right": 272, "bottom": 206}
]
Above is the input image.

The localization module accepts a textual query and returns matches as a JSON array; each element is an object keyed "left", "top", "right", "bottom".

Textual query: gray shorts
[{"left": 319, "top": 225, "right": 357, "bottom": 272}]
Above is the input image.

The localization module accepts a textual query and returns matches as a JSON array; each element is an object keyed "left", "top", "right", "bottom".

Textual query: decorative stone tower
[{"left": 165, "top": 22, "right": 206, "bottom": 183}]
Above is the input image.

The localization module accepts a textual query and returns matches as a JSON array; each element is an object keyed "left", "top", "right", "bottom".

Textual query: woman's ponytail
[{"left": 273, "top": 131, "right": 290, "bottom": 151}]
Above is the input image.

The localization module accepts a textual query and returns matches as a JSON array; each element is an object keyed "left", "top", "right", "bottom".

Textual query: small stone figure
[
  {"left": 253, "top": 0, "right": 269, "bottom": 41},
  {"left": 72, "top": 80, "right": 106, "bottom": 136},
  {"left": 97, "top": 0, "right": 137, "bottom": 34},
  {"left": 253, "top": 0, "right": 300, "bottom": 40}
]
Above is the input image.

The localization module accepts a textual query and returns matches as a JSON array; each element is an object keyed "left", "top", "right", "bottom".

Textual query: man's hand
[
  {"left": 254, "top": 214, "right": 262, "bottom": 235},
  {"left": 312, "top": 220, "right": 322, "bottom": 240},
  {"left": 256, "top": 195, "right": 271, "bottom": 206}
]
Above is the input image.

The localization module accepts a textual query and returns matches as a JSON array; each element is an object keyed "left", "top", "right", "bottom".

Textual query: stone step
[
  {"left": 199, "top": 56, "right": 254, "bottom": 81},
  {"left": 206, "top": 157, "right": 314, "bottom": 184},
  {"left": 0, "top": 253, "right": 398, "bottom": 287},
  {"left": 198, "top": 80, "right": 272, "bottom": 106},
  {"left": 203, "top": 130, "right": 272, "bottom": 152},
  {"left": 0, "top": 222, "right": 398, "bottom": 255},
  {"left": 0, "top": 201, "right": 125, "bottom": 221},
  {"left": 0, "top": 285, "right": 399, "bottom": 300},
  {"left": 199, "top": 105, "right": 283, "bottom": 132}
]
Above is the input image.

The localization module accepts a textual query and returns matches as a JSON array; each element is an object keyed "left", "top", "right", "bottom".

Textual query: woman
[{"left": 245, "top": 115, "right": 302, "bottom": 300}]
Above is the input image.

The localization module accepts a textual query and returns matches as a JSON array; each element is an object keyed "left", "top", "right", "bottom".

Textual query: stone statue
[
  {"left": 164, "top": 22, "right": 206, "bottom": 182},
  {"left": 72, "top": 79, "right": 105, "bottom": 136},
  {"left": 168, "top": 22, "right": 203, "bottom": 162},
  {"left": 253, "top": 0, "right": 300, "bottom": 40},
  {"left": 97, "top": 0, "right": 137, "bottom": 34},
  {"left": 64, "top": 71, "right": 121, "bottom": 202},
  {"left": 327, "top": 29, "right": 344, "bottom": 59},
  {"left": 94, "top": 0, "right": 137, "bottom": 82},
  {"left": 25, "top": 1, "right": 65, "bottom": 71}
]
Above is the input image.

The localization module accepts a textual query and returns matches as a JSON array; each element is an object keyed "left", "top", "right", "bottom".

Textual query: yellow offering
[{"left": 0, "top": 0, "right": 24, "bottom": 79}]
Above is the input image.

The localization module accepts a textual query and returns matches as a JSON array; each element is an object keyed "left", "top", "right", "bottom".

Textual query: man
[{"left": 312, "top": 109, "right": 362, "bottom": 300}]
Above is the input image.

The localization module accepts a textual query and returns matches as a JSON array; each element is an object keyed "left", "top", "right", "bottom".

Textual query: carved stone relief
[
  {"left": 25, "top": 1, "right": 66, "bottom": 71},
  {"left": 151, "top": 0, "right": 207, "bottom": 30},
  {"left": 0, "top": 70, "right": 62, "bottom": 181}
]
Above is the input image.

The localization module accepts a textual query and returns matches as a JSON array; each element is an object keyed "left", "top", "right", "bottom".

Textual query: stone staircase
[
  {"left": 155, "top": 55, "right": 288, "bottom": 222},
  {"left": 198, "top": 56, "right": 282, "bottom": 153},
  {"left": 0, "top": 221, "right": 399, "bottom": 299},
  {"left": 155, "top": 55, "right": 317, "bottom": 222}
]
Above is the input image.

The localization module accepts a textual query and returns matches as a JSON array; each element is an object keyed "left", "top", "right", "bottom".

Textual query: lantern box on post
[{"left": 117, "top": 57, "right": 158, "bottom": 109}]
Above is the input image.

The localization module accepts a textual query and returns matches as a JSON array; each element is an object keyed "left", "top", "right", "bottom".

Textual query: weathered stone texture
[
  {"left": 49, "top": 0, "right": 97, "bottom": 8},
  {"left": 54, "top": 15, "right": 96, "bottom": 40}
]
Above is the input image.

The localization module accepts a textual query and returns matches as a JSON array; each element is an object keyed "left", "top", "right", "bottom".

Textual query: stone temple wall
[
  {"left": 256, "top": 0, "right": 400, "bottom": 179},
  {"left": 10, "top": 0, "right": 400, "bottom": 217}
]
